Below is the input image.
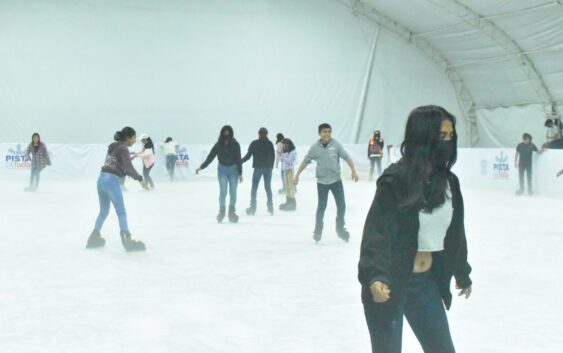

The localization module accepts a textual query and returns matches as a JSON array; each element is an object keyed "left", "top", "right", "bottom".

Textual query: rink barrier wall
[{"left": 1, "top": 143, "right": 562, "bottom": 198}]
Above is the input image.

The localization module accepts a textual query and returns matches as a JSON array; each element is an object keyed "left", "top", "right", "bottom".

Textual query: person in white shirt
[{"left": 160, "top": 137, "right": 178, "bottom": 182}]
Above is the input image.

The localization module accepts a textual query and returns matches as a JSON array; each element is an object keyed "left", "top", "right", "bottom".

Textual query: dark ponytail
[
  {"left": 144, "top": 137, "right": 155, "bottom": 153},
  {"left": 114, "top": 127, "right": 136, "bottom": 142}
]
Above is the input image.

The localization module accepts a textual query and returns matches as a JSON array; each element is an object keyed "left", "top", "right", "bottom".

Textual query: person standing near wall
[
  {"left": 86, "top": 127, "right": 148, "bottom": 252},
  {"left": 25, "top": 133, "right": 51, "bottom": 192},
  {"left": 358, "top": 105, "right": 472, "bottom": 353},
  {"left": 275, "top": 133, "right": 286, "bottom": 194},
  {"left": 160, "top": 137, "right": 178, "bottom": 182},
  {"left": 279, "top": 138, "right": 297, "bottom": 211},
  {"left": 368, "top": 130, "right": 385, "bottom": 181},
  {"left": 242, "top": 127, "right": 276, "bottom": 215},
  {"left": 515, "top": 133, "right": 545, "bottom": 196},
  {"left": 133, "top": 134, "right": 157, "bottom": 190},
  {"left": 293, "top": 123, "right": 359, "bottom": 243},
  {"left": 196, "top": 125, "right": 243, "bottom": 223}
]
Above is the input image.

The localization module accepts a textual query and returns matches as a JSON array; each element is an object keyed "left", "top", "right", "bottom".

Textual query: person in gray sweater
[{"left": 294, "top": 123, "right": 359, "bottom": 243}]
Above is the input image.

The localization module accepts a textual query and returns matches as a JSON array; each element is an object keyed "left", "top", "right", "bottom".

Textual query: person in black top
[
  {"left": 359, "top": 106, "right": 472, "bottom": 353},
  {"left": 196, "top": 125, "right": 243, "bottom": 223},
  {"left": 515, "top": 133, "right": 545, "bottom": 195},
  {"left": 242, "top": 127, "right": 276, "bottom": 215}
]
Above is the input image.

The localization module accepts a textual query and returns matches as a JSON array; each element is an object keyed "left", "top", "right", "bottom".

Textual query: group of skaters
[
  {"left": 194, "top": 124, "right": 359, "bottom": 245},
  {"left": 28, "top": 105, "right": 481, "bottom": 353}
]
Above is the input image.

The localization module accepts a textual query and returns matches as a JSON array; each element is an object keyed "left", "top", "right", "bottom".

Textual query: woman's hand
[
  {"left": 293, "top": 175, "right": 300, "bottom": 185},
  {"left": 352, "top": 172, "right": 359, "bottom": 182},
  {"left": 370, "top": 281, "right": 390, "bottom": 303},
  {"left": 456, "top": 283, "right": 472, "bottom": 299},
  {"left": 140, "top": 180, "right": 149, "bottom": 190},
  {"left": 238, "top": 175, "right": 243, "bottom": 184}
]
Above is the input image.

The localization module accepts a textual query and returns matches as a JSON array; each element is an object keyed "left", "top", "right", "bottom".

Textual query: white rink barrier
[{"left": 2, "top": 143, "right": 562, "bottom": 198}]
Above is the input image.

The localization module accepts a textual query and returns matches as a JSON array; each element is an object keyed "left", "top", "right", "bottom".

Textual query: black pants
[
  {"left": 369, "top": 157, "right": 382, "bottom": 181},
  {"left": 316, "top": 180, "right": 346, "bottom": 230},
  {"left": 518, "top": 163, "right": 532, "bottom": 191},
  {"left": 363, "top": 271, "right": 456, "bottom": 353},
  {"left": 165, "top": 154, "right": 177, "bottom": 181},
  {"left": 143, "top": 164, "right": 155, "bottom": 189}
]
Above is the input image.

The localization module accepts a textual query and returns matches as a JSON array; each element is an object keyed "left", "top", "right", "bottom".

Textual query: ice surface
[{"left": 1, "top": 177, "right": 562, "bottom": 352}]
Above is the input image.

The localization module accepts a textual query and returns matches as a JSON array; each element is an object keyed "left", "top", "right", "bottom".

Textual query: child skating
[{"left": 293, "top": 123, "right": 359, "bottom": 243}]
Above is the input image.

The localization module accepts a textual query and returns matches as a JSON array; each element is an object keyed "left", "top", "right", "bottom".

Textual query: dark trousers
[
  {"left": 251, "top": 168, "right": 273, "bottom": 205},
  {"left": 165, "top": 154, "right": 177, "bottom": 181},
  {"left": 518, "top": 163, "right": 532, "bottom": 191},
  {"left": 143, "top": 164, "right": 155, "bottom": 188},
  {"left": 363, "top": 271, "right": 456, "bottom": 353},
  {"left": 316, "top": 180, "right": 346, "bottom": 230},
  {"left": 369, "top": 157, "right": 382, "bottom": 181}
]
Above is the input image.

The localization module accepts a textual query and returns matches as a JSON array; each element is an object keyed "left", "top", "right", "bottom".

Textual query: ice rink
[{"left": 1, "top": 177, "right": 562, "bottom": 353}]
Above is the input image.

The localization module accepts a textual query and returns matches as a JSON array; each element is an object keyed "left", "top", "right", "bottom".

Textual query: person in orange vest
[{"left": 368, "top": 130, "right": 384, "bottom": 181}]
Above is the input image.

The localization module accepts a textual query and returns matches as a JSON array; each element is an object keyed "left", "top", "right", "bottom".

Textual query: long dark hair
[
  {"left": 218, "top": 125, "right": 235, "bottom": 144},
  {"left": 114, "top": 127, "right": 136, "bottom": 142},
  {"left": 282, "top": 138, "right": 295, "bottom": 152},
  {"left": 144, "top": 137, "right": 155, "bottom": 153},
  {"left": 31, "top": 133, "right": 41, "bottom": 145},
  {"left": 165, "top": 137, "right": 173, "bottom": 143},
  {"left": 276, "top": 133, "right": 285, "bottom": 144},
  {"left": 399, "top": 105, "right": 457, "bottom": 212}
]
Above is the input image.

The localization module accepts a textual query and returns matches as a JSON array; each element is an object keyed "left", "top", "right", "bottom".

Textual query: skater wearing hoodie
[
  {"left": 368, "top": 130, "right": 384, "bottom": 181},
  {"left": 358, "top": 105, "right": 472, "bottom": 353},
  {"left": 132, "top": 134, "right": 156, "bottom": 190},
  {"left": 294, "top": 123, "right": 359, "bottom": 243},
  {"left": 242, "top": 127, "right": 275, "bottom": 215},
  {"left": 279, "top": 138, "right": 297, "bottom": 211},
  {"left": 196, "top": 126, "right": 243, "bottom": 223},
  {"left": 25, "top": 133, "right": 51, "bottom": 192},
  {"left": 86, "top": 127, "right": 148, "bottom": 252}
]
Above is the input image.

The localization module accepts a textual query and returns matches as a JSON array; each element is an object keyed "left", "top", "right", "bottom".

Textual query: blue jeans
[
  {"left": 316, "top": 180, "right": 346, "bottom": 228},
  {"left": 251, "top": 168, "right": 273, "bottom": 203},
  {"left": 29, "top": 166, "right": 44, "bottom": 188},
  {"left": 94, "top": 173, "right": 129, "bottom": 232},
  {"left": 166, "top": 154, "right": 177, "bottom": 181},
  {"left": 363, "top": 271, "right": 456, "bottom": 353},
  {"left": 218, "top": 164, "right": 238, "bottom": 207}
]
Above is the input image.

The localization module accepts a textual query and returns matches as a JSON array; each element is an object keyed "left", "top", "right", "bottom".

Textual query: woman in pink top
[{"left": 133, "top": 134, "right": 157, "bottom": 190}]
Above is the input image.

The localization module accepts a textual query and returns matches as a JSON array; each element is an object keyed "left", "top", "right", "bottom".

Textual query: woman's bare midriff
[{"left": 413, "top": 251, "right": 433, "bottom": 273}]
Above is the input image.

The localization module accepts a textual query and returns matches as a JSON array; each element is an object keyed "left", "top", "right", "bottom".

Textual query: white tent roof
[{"left": 339, "top": 0, "right": 563, "bottom": 144}]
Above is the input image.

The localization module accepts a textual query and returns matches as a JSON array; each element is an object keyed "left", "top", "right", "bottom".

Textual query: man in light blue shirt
[{"left": 294, "top": 123, "right": 359, "bottom": 243}]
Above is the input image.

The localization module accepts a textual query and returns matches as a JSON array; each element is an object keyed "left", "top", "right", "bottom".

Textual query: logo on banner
[
  {"left": 4, "top": 144, "right": 31, "bottom": 169},
  {"left": 175, "top": 146, "right": 189, "bottom": 167},
  {"left": 493, "top": 151, "right": 510, "bottom": 179}
]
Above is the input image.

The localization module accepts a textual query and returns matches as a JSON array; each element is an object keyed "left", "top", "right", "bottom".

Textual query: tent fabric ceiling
[{"left": 360, "top": 0, "right": 563, "bottom": 112}]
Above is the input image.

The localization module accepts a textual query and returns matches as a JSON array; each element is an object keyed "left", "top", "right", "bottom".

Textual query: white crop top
[{"left": 417, "top": 184, "right": 453, "bottom": 252}]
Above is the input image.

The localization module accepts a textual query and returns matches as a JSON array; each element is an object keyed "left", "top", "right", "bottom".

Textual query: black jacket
[
  {"left": 242, "top": 138, "right": 275, "bottom": 169},
  {"left": 358, "top": 161, "right": 472, "bottom": 320},
  {"left": 200, "top": 140, "right": 243, "bottom": 175}
]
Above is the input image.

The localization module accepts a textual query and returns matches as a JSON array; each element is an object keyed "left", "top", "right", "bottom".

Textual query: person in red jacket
[
  {"left": 368, "top": 130, "right": 384, "bottom": 181},
  {"left": 25, "top": 133, "right": 51, "bottom": 192}
]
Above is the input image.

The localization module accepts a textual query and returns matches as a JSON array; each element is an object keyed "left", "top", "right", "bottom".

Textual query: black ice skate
[
  {"left": 228, "top": 206, "right": 239, "bottom": 223},
  {"left": 217, "top": 206, "right": 226, "bottom": 223},
  {"left": 86, "top": 230, "right": 106, "bottom": 249},
  {"left": 120, "top": 231, "right": 146, "bottom": 252}
]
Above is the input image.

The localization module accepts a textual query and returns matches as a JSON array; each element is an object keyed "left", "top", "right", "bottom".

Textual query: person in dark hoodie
[
  {"left": 368, "top": 130, "right": 384, "bottom": 181},
  {"left": 242, "top": 127, "right": 275, "bottom": 215},
  {"left": 196, "top": 125, "right": 243, "bottom": 223},
  {"left": 86, "top": 127, "right": 148, "bottom": 252},
  {"left": 358, "top": 106, "right": 472, "bottom": 353}
]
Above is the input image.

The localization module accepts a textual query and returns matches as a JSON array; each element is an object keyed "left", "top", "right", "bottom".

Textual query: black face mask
[{"left": 435, "top": 140, "right": 455, "bottom": 169}]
